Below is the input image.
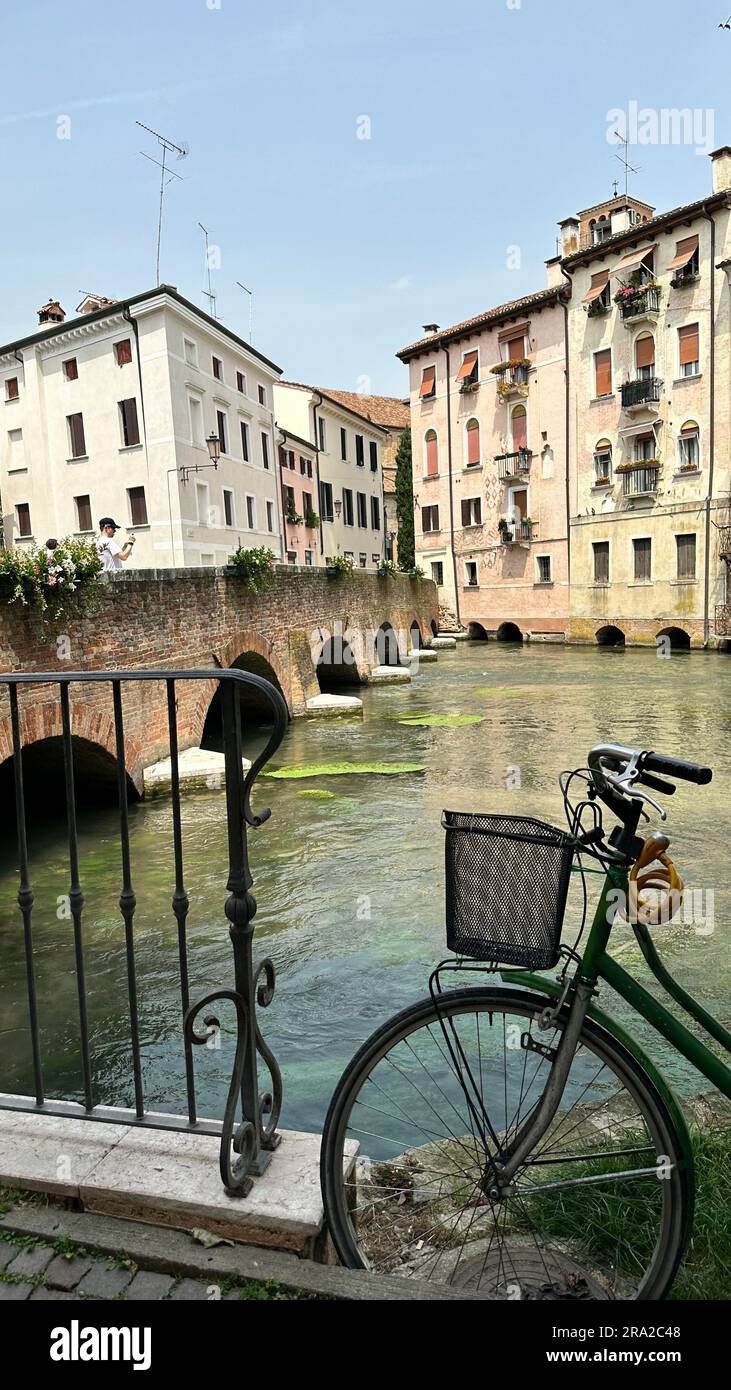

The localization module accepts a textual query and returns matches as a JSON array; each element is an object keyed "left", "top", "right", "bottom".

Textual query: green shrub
[
  {"left": 0, "top": 538, "right": 103, "bottom": 620},
  {"left": 226, "top": 546, "right": 276, "bottom": 594}
]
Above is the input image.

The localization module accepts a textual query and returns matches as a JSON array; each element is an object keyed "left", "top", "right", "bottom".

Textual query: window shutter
[
  {"left": 461, "top": 499, "right": 470, "bottom": 527},
  {"left": 426, "top": 433, "right": 438, "bottom": 475},
  {"left": 595, "top": 349, "right": 612, "bottom": 397},
  {"left": 678, "top": 323, "right": 699, "bottom": 365},
  {"left": 456, "top": 350, "right": 478, "bottom": 382},
  {"left": 635, "top": 336, "right": 655, "bottom": 370},
  {"left": 668, "top": 235, "right": 699, "bottom": 272},
  {"left": 128, "top": 487, "right": 148, "bottom": 527},
  {"left": 676, "top": 534, "right": 696, "bottom": 580},
  {"left": 582, "top": 271, "right": 609, "bottom": 304},
  {"left": 69, "top": 413, "right": 86, "bottom": 457},
  {"left": 419, "top": 365, "right": 436, "bottom": 398},
  {"left": 506, "top": 336, "right": 524, "bottom": 362},
  {"left": 7, "top": 377, "right": 19, "bottom": 399},
  {"left": 511, "top": 409, "right": 527, "bottom": 451},
  {"left": 121, "top": 399, "right": 140, "bottom": 447},
  {"left": 467, "top": 420, "right": 480, "bottom": 465}
]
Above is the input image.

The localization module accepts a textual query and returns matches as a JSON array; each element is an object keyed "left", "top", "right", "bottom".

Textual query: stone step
[
  {"left": 143, "top": 747, "right": 251, "bottom": 798},
  {"left": 430, "top": 636, "right": 457, "bottom": 651},
  {"left": 369, "top": 665, "right": 411, "bottom": 683},
  {"left": 305, "top": 693, "right": 363, "bottom": 717},
  {"left": 407, "top": 648, "right": 438, "bottom": 662}
]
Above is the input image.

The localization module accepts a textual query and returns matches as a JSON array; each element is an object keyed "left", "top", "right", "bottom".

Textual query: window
[
  {"left": 287, "top": 550, "right": 297, "bottom": 564},
  {"left": 355, "top": 434, "right": 364, "bottom": 467},
  {"left": 594, "top": 348, "right": 613, "bottom": 398},
  {"left": 246, "top": 495, "right": 256, "bottom": 529},
  {"left": 461, "top": 497, "right": 482, "bottom": 527},
  {"left": 371, "top": 496, "right": 381, "bottom": 531},
  {"left": 216, "top": 409, "right": 228, "bottom": 455},
  {"left": 635, "top": 333, "right": 655, "bottom": 380},
  {"left": 184, "top": 338, "right": 198, "bottom": 367},
  {"left": 340, "top": 427, "right": 347, "bottom": 460},
  {"left": 422, "top": 505, "right": 439, "bottom": 533},
  {"left": 67, "top": 412, "right": 86, "bottom": 458},
  {"left": 536, "top": 555, "right": 552, "bottom": 584},
  {"left": 212, "top": 355, "right": 223, "bottom": 381},
  {"left": 119, "top": 398, "right": 140, "bottom": 448},
  {"left": 356, "top": 492, "right": 367, "bottom": 527},
  {"left": 465, "top": 417, "right": 480, "bottom": 467},
  {"left": 502, "top": 334, "right": 525, "bottom": 363},
  {"left": 419, "top": 365, "right": 436, "bottom": 399},
  {"left": 678, "top": 323, "right": 700, "bottom": 377},
  {"left": 592, "top": 219, "right": 612, "bottom": 245},
  {"left": 63, "top": 358, "right": 78, "bottom": 381},
  {"left": 583, "top": 271, "right": 610, "bottom": 312},
  {"left": 258, "top": 384, "right": 266, "bottom": 407},
  {"left": 359, "top": 553, "right": 367, "bottom": 568},
  {"left": 284, "top": 485, "right": 296, "bottom": 517},
  {"left": 5, "top": 377, "right": 19, "bottom": 401},
  {"left": 342, "top": 488, "right": 354, "bottom": 526},
  {"left": 183, "top": 393, "right": 204, "bottom": 449},
  {"left": 431, "top": 560, "right": 444, "bottom": 586},
  {"left": 593, "top": 439, "right": 612, "bottom": 485},
  {"left": 669, "top": 234, "right": 699, "bottom": 281},
  {"left": 320, "top": 480, "right": 334, "bottom": 521},
  {"left": 114, "top": 339, "right": 132, "bottom": 367},
  {"left": 633, "top": 537, "right": 652, "bottom": 582},
  {"left": 593, "top": 541, "right": 610, "bottom": 584},
  {"left": 16, "top": 502, "right": 32, "bottom": 537},
  {"left": 75, "top": 494, "right": 92, "bottom": 532},
  {"left": 510, "top": 404, "right": 527, "bottom": 452},
  {"left": 196, "top": 482, "right": 210, "bottom": 526},
  {"left": 425, "top": 429, "right": 438, "bottom": 476},
  {"left": 464, "top": 560, "right": 478, "bottom": 587},
  {"left": 371, "top": 553, "right": 380, "bottom": 565},
  {"left": 240, "top": 419, "right": 250, "bottom": 461},
  {"left": 223, "top": 489, "right": 235, "bottom": 527},
  {"left": 634, "top": 433, "right": 656, "bottom": 462},
  {"left": 304, "top": 549, "right": 313, "bottom": 566},
  {"left": 7, "top": 428, "right": 24, "bottom": 469},
  {"left": 261, "top": 432, "right": 270, "bottom": 469},
  {"left": 369, "top": 440, "right": 378, "bottom": 472},
  {"left": 676, "top": 533, "right": 696, "bottom": 580},
  {"left": 678, "top": 421, "right": 700, "bottom": 471},
  {"left": 302, "top": 490, "right": 313, "bottom": 517},
  {"left": 457, "top": 350, "right": 478, "bottom": 387},
  {"left": 266, "top": 500, "right": 275, "bottom": 532},
  {"left": 344, "top": 551, "right": 354, "bottom": 563},
  {"left": 236, "top": 370, "right": 246, "bottom": 394},
  {"left": 128, "top": 486, "right": 148, "bottom": 527},
  {"left": 318, "top": 417, "right": 326, "bottom": 451}
]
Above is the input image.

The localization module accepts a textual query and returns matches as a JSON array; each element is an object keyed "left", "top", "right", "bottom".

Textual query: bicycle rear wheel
[{"left": 321, "top": 986, "right": 691, "bottom": 1299}]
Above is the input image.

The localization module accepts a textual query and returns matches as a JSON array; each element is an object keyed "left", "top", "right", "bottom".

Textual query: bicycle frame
[{"left": 496, "top": 862, "right": 731, "bottom": 1184}]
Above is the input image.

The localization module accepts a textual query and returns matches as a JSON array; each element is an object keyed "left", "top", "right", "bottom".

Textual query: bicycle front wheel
[{"left": 321, "top": 986, "right": 691, "bottom": 1300}]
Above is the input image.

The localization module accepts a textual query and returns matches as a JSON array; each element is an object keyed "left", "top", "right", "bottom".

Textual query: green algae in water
[
  {"left": 399, "top": 714, "right": 484, "bottom": 728},
  {"left": 264, "top": 761, "right": 426, "bottom": 780},
  {"left": 297, "top": 788, "right": 337, "bottom": 800}
]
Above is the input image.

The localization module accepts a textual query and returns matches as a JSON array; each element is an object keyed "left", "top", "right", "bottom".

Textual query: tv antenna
[
  {"left": 136, "top": 121, "right": 189, "bottom": 285},
  {"left": 199, "top": 223, "right": 217, "bottom": 319},
  {"left": 614, "top": 133, "right": 640, "bottom": 199},
  {"left": 236, "top": 281, "right": 253, "bottom": 342}
]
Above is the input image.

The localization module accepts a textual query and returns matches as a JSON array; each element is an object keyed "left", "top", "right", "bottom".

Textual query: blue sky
[{"left": 1, "top": 0, "right": 729, "bottom": 394}]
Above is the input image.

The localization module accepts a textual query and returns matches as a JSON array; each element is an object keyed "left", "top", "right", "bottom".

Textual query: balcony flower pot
[
  {"left": 325, "top": 555, "right": 353, "bottom": 577},
  {"left": 594, "top": 476, "right": 611, "bottom": 486},
  {"left": 671, "top": 273, "right": 699, "bottom": 290},
  {"left": 225, "top": 546, "right": 276, "bottom": 594}
]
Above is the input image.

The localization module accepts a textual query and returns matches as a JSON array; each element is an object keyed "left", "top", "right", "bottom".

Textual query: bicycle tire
[{"left": 321, "top": 986, "right": 692, "bottom": 1300}]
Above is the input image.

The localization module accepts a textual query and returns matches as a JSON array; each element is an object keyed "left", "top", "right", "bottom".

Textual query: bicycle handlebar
[
  {"left": 587, "top": 743, "right": 712, "bottom": 826},
  {"left": 642, "top": 751, "right": 712, "bottom": 785}
]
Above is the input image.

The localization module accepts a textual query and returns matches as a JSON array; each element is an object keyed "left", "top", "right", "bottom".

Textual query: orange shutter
[
  {"left": 636, "top": 336, "right": 655, "bottom": 369},
  {"left": 467, "top": 421, "right": 480, "bottom": 465},
  {"left": 426, "top": 434, "right": 438, "bottom": 475},
  {"left": 667, "top": 235, "right": 699, "bottom": 273},
  {"left": 506, "top": 336, "right": 524, "bottom": 362},
  {"left": 582, "top": 271, "right": 609, "bottom": 304},
  {"left": 456, "top": 350, "right": 478, "bottom": 382},
  {"left": 511, "top": 410, "right": 527, "bottom": 451},
  {"left": 595, "top": 349, "right": 612, "bottom": 397},
  {"left": 419, "top": 365, "right": 436, "bottom": 398},
  {"left": 678, "top": 323, "right": 699, "bottom": 366}
]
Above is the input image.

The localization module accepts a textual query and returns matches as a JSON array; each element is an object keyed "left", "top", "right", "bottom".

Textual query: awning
[
  {"left": 582, "top": 271, "right": 609, "bottom": 304},
  {"left": 667, "top": 235, "right": 699, "bottom": 274},
  {"left": 456, "top": 350, "right": 478, "bottom": 381},
  {"left": 618, "top": 420, "right": 661, "bottom": 439},
  {"left": 610, "top": 244, "right": 657, "bottom": 278},
  {"left": 419, "top": 365, "right": 436, "bottom": 398}
]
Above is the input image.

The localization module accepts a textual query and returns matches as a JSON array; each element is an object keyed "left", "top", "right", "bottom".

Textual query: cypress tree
[{"left": 394, "top": 427, "right": 414, "bottom": 569}]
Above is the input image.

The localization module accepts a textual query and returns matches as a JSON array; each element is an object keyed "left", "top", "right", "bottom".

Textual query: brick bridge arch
[{"left": 0, "top": 696, "right": 145, "bottom": 797}]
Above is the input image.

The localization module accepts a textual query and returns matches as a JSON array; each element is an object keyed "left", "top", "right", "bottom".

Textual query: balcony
[
  {"left": 495, "top": 447, "right": 533, "bottom": 480},
  {"left": 621, "top": 465, "right": 660, "bottom": 498},
  {"left": 621, "top": 376, "right": 663, "bottom": 410},
  {"left": 617, "top": 285, "right": 662, "bottom": 324},
  {"left": 498, "top": 518, "right": 534, "bottom": 544},
  {"left": 491, "top": 362, "right": 529, "bottom": 399},
  {"left": 719, "top": 526, "right": 731, "bottom": 561}
]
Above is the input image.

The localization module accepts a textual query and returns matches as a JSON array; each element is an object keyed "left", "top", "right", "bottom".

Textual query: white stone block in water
[
  {"left": 305, "top": 693, "right": 363, "bottom": 717},
  {"left": 369, "top": 665, "right": 412, "bottom": 683},
  {"left": 143, "top": 747, "right": 251, "bottom": 798},
  {"left": 407, "top": 648, "right": 438, "bottom": 662},
  {"left": 430, "top": 636, "right": 458, "bottom": 650}
]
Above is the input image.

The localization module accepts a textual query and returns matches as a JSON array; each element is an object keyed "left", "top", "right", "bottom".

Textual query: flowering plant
[
  {"left": 0, "top": 538, "right": 102, "bottom": 619},
  {"left": 226, "top": 545, "right": 276, "bottom": 593}
]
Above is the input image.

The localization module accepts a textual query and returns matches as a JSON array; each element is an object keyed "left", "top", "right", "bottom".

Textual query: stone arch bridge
[{"left": 0, "top": 567, "right": 438, "bottom": 797}]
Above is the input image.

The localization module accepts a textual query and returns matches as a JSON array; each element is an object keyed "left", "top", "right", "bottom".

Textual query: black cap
[{"left": 98, "top": 517, "right": 120, "bottom": 530}]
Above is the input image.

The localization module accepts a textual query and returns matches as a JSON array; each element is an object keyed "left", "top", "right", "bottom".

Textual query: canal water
[{"left": 1, "top": 641, "right": 729, "bottom": 1134}]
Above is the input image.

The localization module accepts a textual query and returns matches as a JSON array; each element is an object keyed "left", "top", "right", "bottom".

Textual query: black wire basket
[{"left": 443, "top": 811, "right": 575, "bottom": 969}]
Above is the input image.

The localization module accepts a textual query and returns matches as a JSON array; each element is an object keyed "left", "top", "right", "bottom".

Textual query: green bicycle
[{"left": 320, "top": 742, "right": 730, "bottom": 1300}]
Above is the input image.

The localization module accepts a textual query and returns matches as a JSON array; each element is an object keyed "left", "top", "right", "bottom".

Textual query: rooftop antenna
[
  {"left": 236, "top": 281, "right": 253, "bottom": 342},
  {"left": 199, "top": 223, "right": 217, "bottom": 319},
  {"left": 136, "top": 121, "right": 189, "bottom": 285},
  {"left": 614, "top": 133, "right": 640, "bottom": 200}
]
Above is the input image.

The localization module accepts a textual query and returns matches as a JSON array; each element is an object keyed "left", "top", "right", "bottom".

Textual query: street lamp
[
  {"left": 206, "top": 432, "right": 221, "bottom": 468},
  {"left": 334, "top": 499, "right": 342, "bottom": 517}
]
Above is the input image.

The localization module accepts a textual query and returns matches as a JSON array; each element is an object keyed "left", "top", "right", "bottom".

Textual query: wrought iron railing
[
  {"left": 619, "top": 285, "right": 662, "bottom": 320},
  {"left": 0, "top": 668, "right": 288, "bottom": 1198},
  {"left": 622, "top": 466, "right": 660, "bottom": 497},
  {"left": 621, "top": 377, "right": 663, "bottom": 408},
  {"left": 496, "top": 448, "right": 533, "bottom": 479}
]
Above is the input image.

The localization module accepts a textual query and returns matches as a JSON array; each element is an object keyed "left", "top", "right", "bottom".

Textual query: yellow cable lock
[{"left": 626, "top": 833, "right": 684, "bottom": 927}]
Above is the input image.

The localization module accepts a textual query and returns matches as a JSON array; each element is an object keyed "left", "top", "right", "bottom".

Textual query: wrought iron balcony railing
[
  {"left": 496, "top": 448, "right": 533, "bottom": 480},
  {"left": 622, "top": 465, "right": 660, "bottom": 497},
  {"left": 619, "top": 285, "right": 662, "bottom": 320},
  {"left": 621, "top": 377, "right": 663, "bottom": 409}
]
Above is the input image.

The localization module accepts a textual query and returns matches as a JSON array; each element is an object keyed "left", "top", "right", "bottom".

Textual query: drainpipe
[
  {"left": 701, "top": 205, "right": 717, "bottom": 647},
  {"left": 441, "top": 343, "right": 460, "bottom": 625},
  {"left": 275, "top": 427, "right": 290, "bottom": 563},
  {"left": 559, "top": 266, "right": 574, "bottom": 589},
  {"left": 311, "top": 390, "right": 325, "bottom": 559}
]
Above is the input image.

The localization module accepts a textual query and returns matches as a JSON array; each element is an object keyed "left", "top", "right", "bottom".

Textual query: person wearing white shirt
[{"left": 95, "top": 517, "right": 136, "bottom": 571}]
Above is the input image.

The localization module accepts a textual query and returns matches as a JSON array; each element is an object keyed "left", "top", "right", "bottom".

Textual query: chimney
[
  {"left": 710, "top": 146, "right": 731, "bottom": 194},
  {"left": 422, "top": 323, "right": 440, "bottom": 336},
  {"left": 76, "top": 292, "right": 117, "bottom": 316},
  {"left": 558, "top": 217, "right": 580, "bottom": 257},
  {"left": 37, "top": 298, "right": 66, "bottom": 326},
  {"left": 610, "top": 207, "right": 633, "bottom": 236},
  {"left": 545, "top": 255, "right": 564, "bottom": 289}
]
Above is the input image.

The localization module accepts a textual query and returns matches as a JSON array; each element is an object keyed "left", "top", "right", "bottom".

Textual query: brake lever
[{"left": 600, "top": 751, "right": 667, "bottom": 821}]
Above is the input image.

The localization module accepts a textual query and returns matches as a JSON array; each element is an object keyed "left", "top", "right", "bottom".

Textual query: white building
[
  {"left": 0, "top": 286, "right": 285, "bottom": 566},
  {"left": 273, "top": 382, "right": 387, "bottom": 569}
]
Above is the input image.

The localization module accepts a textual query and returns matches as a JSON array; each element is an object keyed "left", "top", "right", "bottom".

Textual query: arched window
[
  {"left": 635, "top": 333, "right": 655, "bottom": 380},
  {"left": 593, "top": 438, "right": 612, "bottom": 486},
  {"left": 678, "top": 420, "right": 700, "bottom": 473},
  {"left": 465, "top": 417, "right": 480, "bottom": 467},
  {"left": 511, "top": 404, "right": 527, "bottom": 452},
  {"left": 425, "top": 429, "right": 438, "bottom": 477}
]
